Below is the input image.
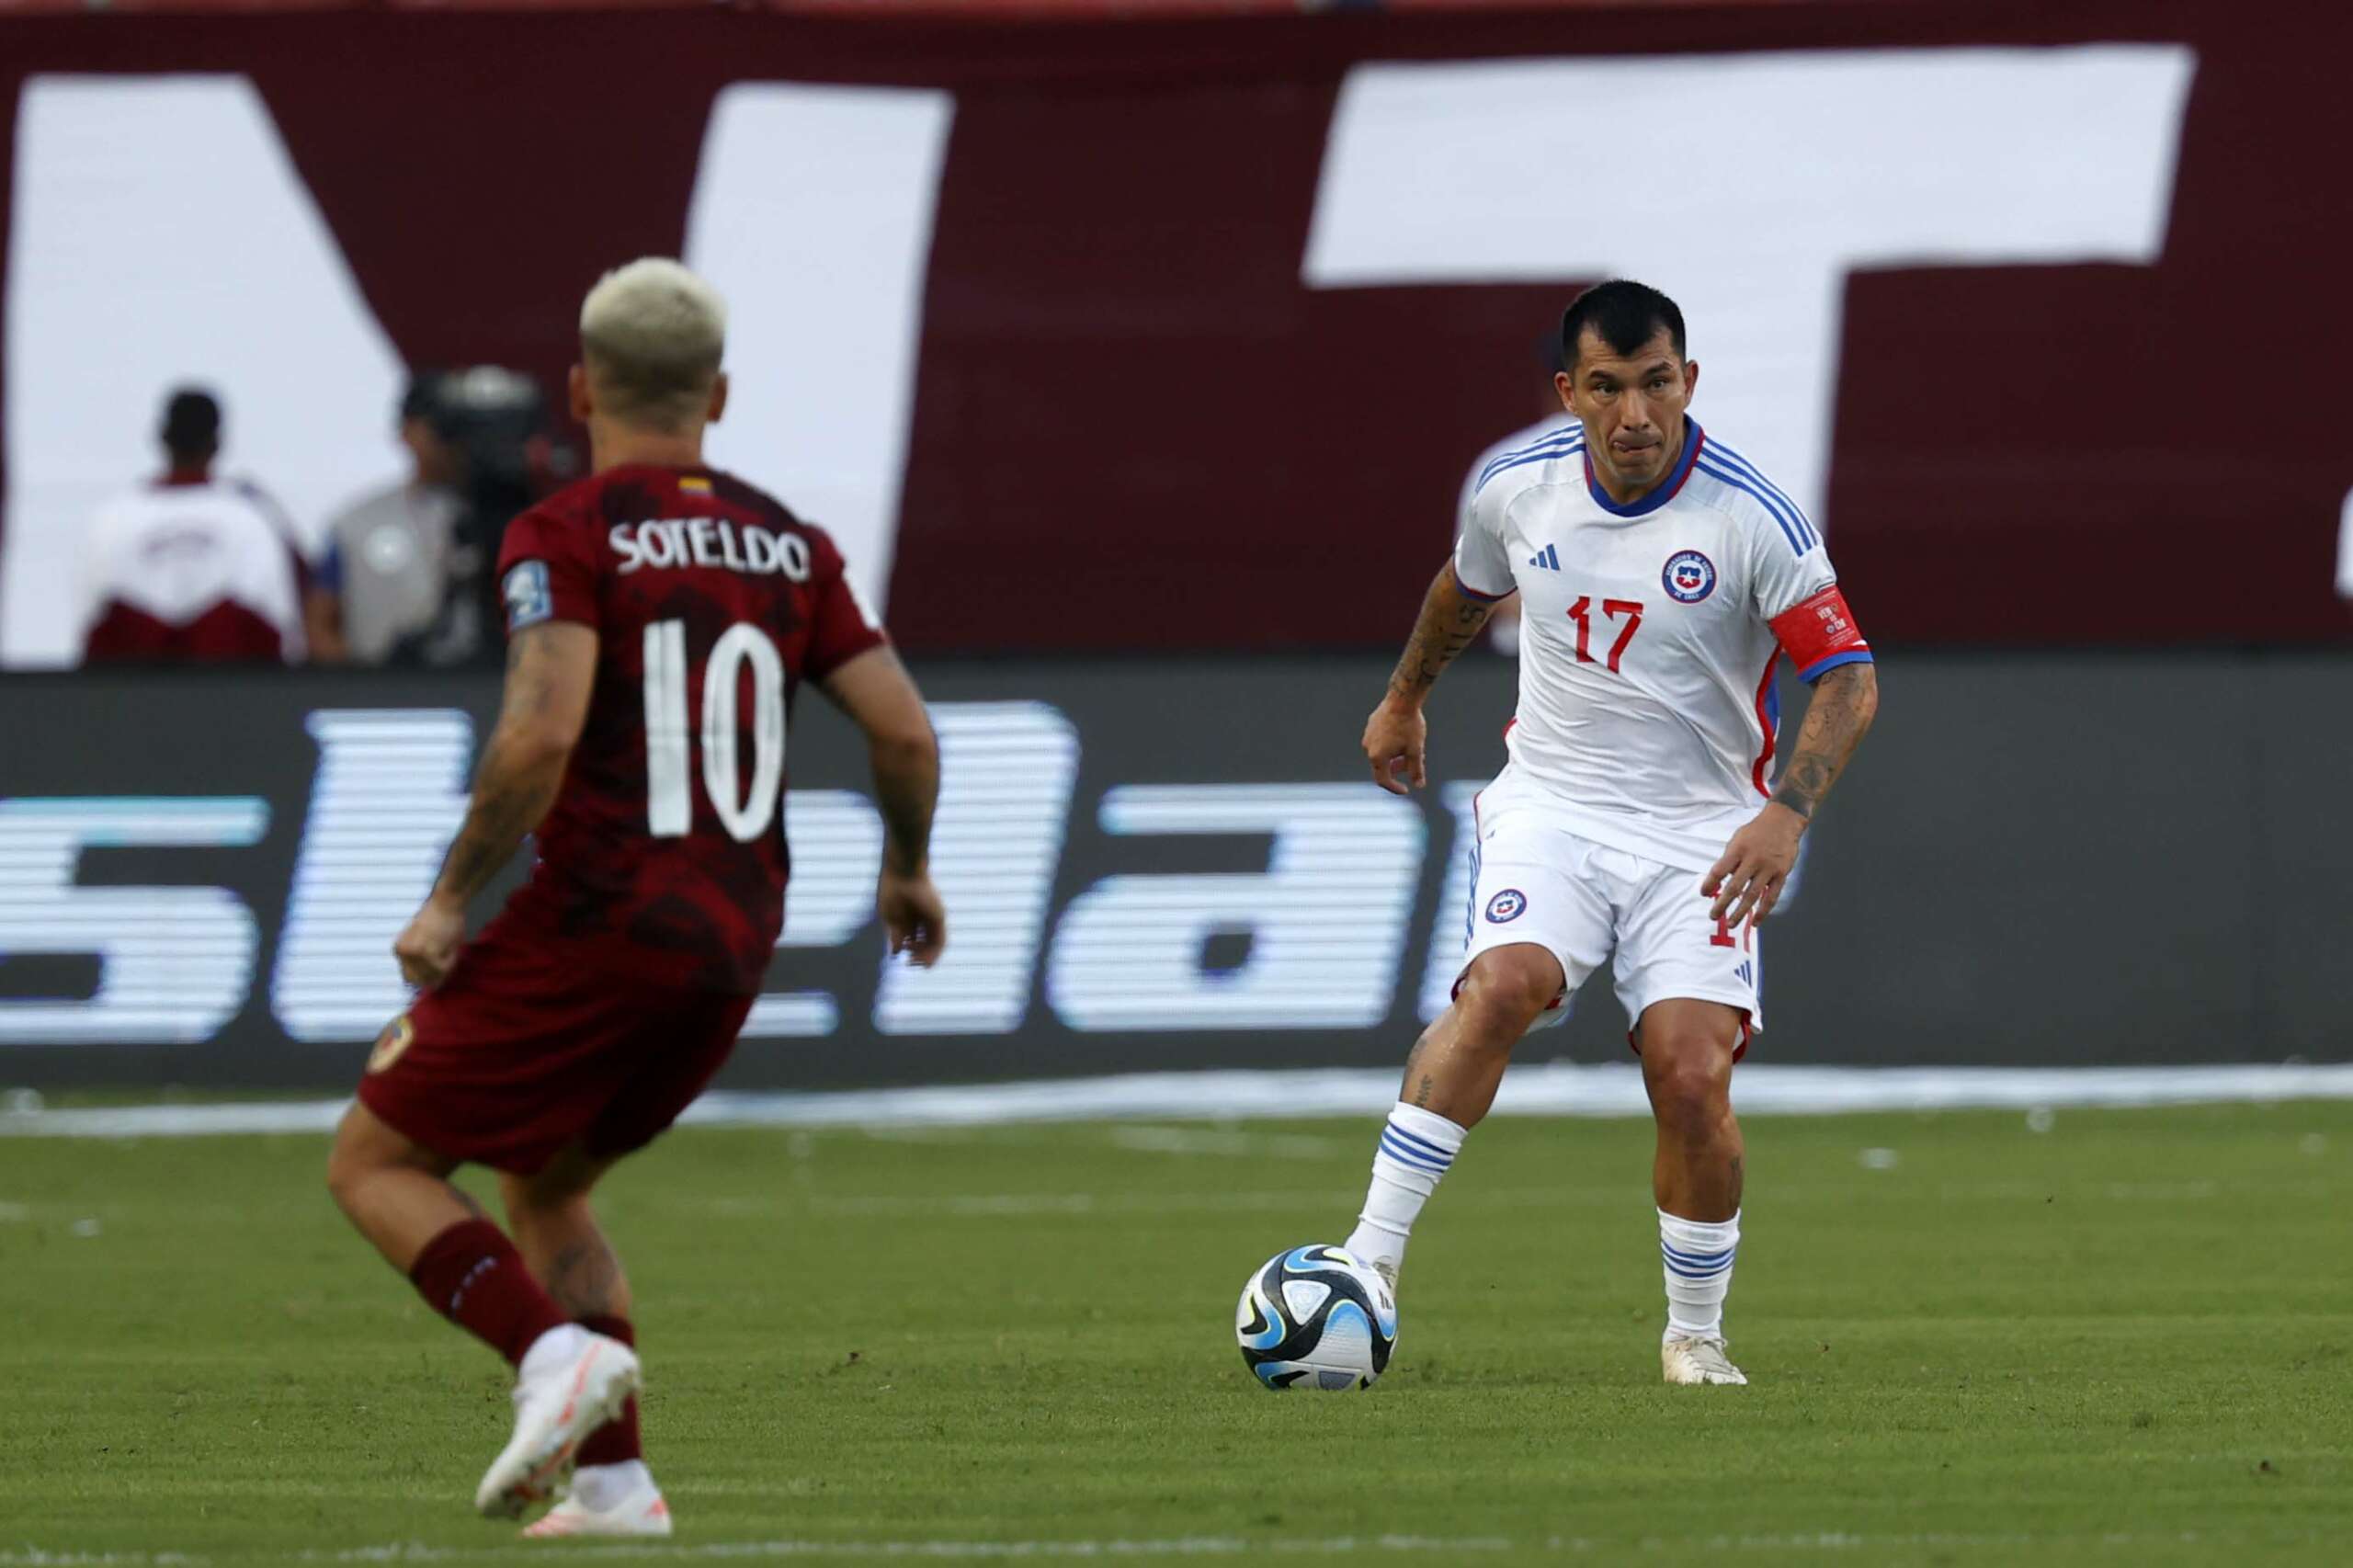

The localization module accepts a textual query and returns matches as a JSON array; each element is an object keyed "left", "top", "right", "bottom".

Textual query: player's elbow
[
  {"left": 869, "top": 722, "right": 938, "bottom": 778},
  {"left": 495, "top": 719, "right": 579, "bottom": 778}
]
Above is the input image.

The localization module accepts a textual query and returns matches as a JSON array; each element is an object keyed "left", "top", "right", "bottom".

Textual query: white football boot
[
  {"left": 522, "top": 1465, "right": 674, "bottom": 1539},
  {"left": 475, "top": 1327, "right": 642, "bottom": 1518},
  {"left": 1661, "top": 1334, "right": 1748, "bottom": 1386}
]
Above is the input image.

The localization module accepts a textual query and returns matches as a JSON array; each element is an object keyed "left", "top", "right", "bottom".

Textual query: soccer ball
[{"left": 1234, "top": 1244, "right": 1398, "bottom": 1391}]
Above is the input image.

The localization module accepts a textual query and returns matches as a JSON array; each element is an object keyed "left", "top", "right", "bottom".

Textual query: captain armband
[{"left": 1768, "top": 585, "right": 1871, "bottom": 683}]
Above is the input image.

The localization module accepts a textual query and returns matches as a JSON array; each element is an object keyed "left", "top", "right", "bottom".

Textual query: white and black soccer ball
[{"left": 1234, "top": 1244, "right": 1398, "bottom": 1391}]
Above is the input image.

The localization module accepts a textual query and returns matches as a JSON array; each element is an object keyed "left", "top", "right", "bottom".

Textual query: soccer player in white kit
[{"left": 1346, "top": 281, "right": 1880, "bottom": 1385}]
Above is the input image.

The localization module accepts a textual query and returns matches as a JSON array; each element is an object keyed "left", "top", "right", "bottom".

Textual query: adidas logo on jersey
[{"left": 1527, "top": 543, "right": 1561, "bottom": 571}]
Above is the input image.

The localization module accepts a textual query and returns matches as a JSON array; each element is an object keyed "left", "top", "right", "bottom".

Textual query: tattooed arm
[
  {"left": 1768, "top": 662, "right": 1879, "bottom": 824},
  {"left": 1703, "top": 662, "right": 1878, "bottom": 925},
  {"left": 1364, "top": 562, "right": 1505, "bottom": 795},
  {"left": 820, "top": 644, "right": 947, "bottom": 968},
  {"left": 393, "top": 621, "right": 598, "bottom": 988}
]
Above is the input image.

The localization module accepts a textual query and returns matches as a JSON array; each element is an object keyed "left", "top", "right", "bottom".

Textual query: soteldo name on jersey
[{"left": 608, "top": 518, "right": 817, "bottom": 579}]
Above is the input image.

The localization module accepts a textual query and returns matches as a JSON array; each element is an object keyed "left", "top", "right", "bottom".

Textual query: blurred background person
[
  {"left": 383, "top": 366, "right": 571, "bottom": 668},
  {"left": 309, "top": 372, "right": 462, "bottom": 665},
  {"left": 77, "top": 386, "right": 304, "bottom": 665}
]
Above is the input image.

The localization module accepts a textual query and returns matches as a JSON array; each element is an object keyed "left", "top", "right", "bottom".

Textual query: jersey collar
[{"left": 1583, "top": 419, "right": 1704, "bottom": 517}]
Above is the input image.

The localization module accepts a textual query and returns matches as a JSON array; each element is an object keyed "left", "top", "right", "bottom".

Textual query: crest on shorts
[
  {"left": 367, "top": 1015, "right": 415, "bottom": 1074},
  {"left": 1484, "top": 888, "right": 1528, "bottom": 924},
  {"left": 1662, "top": 549, "right": 1716, "bottom": 604}
]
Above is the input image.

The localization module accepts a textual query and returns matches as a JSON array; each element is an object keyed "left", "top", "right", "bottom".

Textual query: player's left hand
[
  {"left": 1703, "top": 802, "right": 1806, "bottom": 926},
  {"left": 879, "top": 865, "right": 948, "bottom": 968},
  {"left": 393, "top": 897, "right": 467, "bottom": 990}
]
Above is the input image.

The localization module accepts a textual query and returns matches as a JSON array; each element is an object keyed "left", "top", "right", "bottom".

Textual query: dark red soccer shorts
[{"left": 357, "top": 919, "right": 756, "bottom": 1176}]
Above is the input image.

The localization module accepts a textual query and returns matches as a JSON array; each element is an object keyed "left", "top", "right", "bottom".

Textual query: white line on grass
[
  {"left": 1101, "top": 1126, "right": 1346, "bottom": 1159},
  {"left": 6, "top": 1062, "right": 2352, "bottom": 1141},
  {"left": 7, "top": 1531, "right": 2324, "bottom": 1565},
  {"left": 308, "top": 1542, "right": 1517, "bottom": 1562}
]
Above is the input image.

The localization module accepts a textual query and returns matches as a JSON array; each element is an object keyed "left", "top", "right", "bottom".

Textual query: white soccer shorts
[{"left": 1457, "top": 767, "right": 1760, "bottom": 1051}]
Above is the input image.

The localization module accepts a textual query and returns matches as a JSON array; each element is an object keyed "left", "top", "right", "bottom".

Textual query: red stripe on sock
[
  {"left": 575, "top": 1312, "right": 642, "bottom": 1467},
  {"left": 406, "top": 1219, "right": 571, "bottom": 1367}
]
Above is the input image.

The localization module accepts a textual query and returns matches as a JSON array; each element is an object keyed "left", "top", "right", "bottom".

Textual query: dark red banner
[{"left": 1, "top": 1, "right": 2346, "bottom": 658}]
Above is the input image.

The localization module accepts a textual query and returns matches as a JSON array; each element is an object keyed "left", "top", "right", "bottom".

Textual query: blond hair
[{"left": 578, "top": 258, "right": 727, "bottom": 431}]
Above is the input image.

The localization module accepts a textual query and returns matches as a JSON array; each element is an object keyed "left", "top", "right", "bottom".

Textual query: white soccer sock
[
  {"left": 572, "top": 1460, "right": 654, "bottom": 1512},
  {"left": 1659, "top": 1208, "right": 1741, "bottom": 1340},
  {"left": 1344, "top": 1103, "right": 1470, "bottom": 1272}
]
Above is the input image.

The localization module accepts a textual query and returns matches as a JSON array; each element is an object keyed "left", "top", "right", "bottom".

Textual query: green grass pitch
[{"left": 3, "top": 1102, "right": 2349, "bottom": 1565}]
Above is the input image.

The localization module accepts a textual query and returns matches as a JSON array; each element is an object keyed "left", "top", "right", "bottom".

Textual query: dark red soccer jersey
[{"left": 492, "top": 464, "right": 887, "bottom": 994}]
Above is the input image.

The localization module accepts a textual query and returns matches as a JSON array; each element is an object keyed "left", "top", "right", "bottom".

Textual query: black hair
[
  {"left": 159, "top": 386, "right": 221, "bottom": 460},
  {"left": 1559, "top": 280, "right": 1686, "bottom": 374},
  {"left": 399, "top": 369, "right": 451, "bottom": 425}
]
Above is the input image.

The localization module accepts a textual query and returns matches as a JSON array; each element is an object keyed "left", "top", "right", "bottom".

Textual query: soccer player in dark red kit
[{"left": 324, "top": 258, "right": 946, "bottom": 1535}]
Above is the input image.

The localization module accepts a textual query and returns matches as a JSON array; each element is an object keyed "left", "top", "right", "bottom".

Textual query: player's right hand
[
  {"left": 1363, "top": 696, "right": 1428, "bottom": 795},
  {"left": 878, "top": 866, "right": 948, "bottom": 969},
  {"left": 393, "top": 896, "right": 466, "bottom": 991}
]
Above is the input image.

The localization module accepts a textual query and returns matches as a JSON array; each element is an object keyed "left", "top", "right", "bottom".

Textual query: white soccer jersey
[
  {"left": 1453, "top": 418, "right": 1870, "bottom": 873},
  {"left": 79, "top": 482, "right": 305, "bottom": 663}
]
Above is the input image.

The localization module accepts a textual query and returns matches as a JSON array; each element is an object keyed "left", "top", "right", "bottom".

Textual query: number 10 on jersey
[
  {"left": 643, "top": 619, "right": 788, "bottom": 842},
  {"left": 1566, "top": 596, "right": 1643, "bottom": 673}
]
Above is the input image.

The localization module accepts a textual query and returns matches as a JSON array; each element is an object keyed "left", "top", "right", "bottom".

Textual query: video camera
[{"left": 389, "top": 366, "right": 577, "bottom": 667}]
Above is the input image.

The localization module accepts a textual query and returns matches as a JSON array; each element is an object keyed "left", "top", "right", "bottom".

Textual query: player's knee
[
  {"left": 323, "top": 1131, "right": 373, "bottom": 1215},
  {"left": 1650, "top": 1071, "right": 1725, "bottom": 1138},
  {"left": 324, "top": 1103, "right": 436, "bottom": 1213},
  {"left": 1454, "top": 948, "right": 1562, "bottom": 1043},
  {"left": 1643, "top": 1041, "right": 1733, "bottom": 1136}
]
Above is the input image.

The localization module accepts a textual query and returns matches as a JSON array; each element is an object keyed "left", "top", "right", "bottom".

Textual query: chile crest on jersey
[{"left": 1663, "top": 549, "right": 1716, "bottom": 604}]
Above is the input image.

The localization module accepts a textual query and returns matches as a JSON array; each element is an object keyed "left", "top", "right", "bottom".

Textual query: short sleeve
[
  {"left": 228, "top": 506, "right": 306, "bottom": 663},
  {"left": 1752, "top": 530, "right": 1870, "bottom": 684},
  {"left": 802, "top": 528, "right": 889, "bottom": 680},
  {"left": 1728, "top": 477, "right": 1869, "bottom": 682},
  {"left": 1451, "top": 482, "right": 1516, "bottom": 602},
  {"left": 262, "top": 544, "right": 306, "bottom": 665},
  {"left": 496, "top": 505, "right": 600, "bottom": 635}
]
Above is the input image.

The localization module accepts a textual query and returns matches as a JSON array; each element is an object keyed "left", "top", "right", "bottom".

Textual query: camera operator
[
  {"left": 311, "top": 373, "right": 462, "bottom": 665},
  {"left": 386, "top": 366, "right": 573, "bottom": 668}
]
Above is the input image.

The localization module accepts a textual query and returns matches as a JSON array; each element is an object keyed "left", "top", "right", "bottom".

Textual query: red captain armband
[{"left": 1769, "top": 585, "right": 1872, "bottom": 683}]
